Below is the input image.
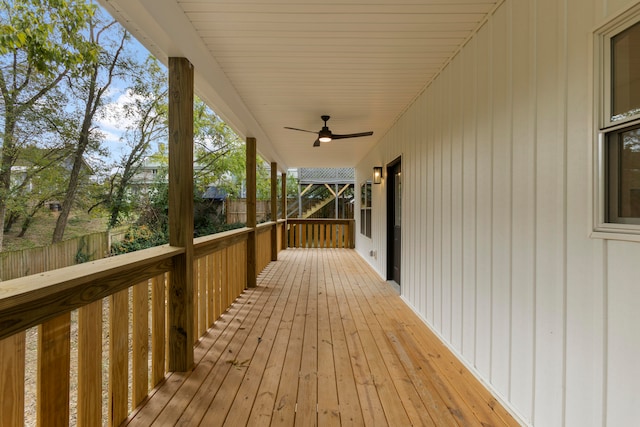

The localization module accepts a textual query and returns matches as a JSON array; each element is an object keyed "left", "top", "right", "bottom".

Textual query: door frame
[{"left": 386, "top": 156, "right": 402, "bottom": 285}]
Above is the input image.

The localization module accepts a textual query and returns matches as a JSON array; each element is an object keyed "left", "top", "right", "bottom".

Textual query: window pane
[
  {"left": 612, "top": 21, "right": 640, "bottom": 121},
  {"left": 618, "top": 127, "right": 640, "bottom": 218}
]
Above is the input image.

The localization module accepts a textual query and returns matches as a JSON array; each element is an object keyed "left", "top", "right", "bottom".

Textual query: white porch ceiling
[{"left": 99, "top": 0, "right": 500, "bottom": 170}]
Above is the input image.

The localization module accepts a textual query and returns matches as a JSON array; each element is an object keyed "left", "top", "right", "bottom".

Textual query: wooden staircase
[{"left": 301, "top": 194, "right": 335, "bottom": 218}]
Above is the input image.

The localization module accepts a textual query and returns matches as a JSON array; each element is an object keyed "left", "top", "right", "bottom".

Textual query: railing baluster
[
  {"left": 198, "top": 258, "right": 207, "bottom": 337},
  {"left": 37, "top": 313, "right": 71, "bottom": 427},
  {"left": 109, "top": 290, "right": 128, "bottom": 427},
  {"left": 330, "top": 224, "right": 336, "bottom": 248},
  {"left": 152, "top": 274, "right": 166, "bottom": 387},
  {"left": 164, "top": 271, "right": 171, "bottom": 375},
  {"left": 0, "top": 332, "right": 25, "bottom": 427},
  {"left": 207, "top": 253, "right": 215, "bottom": 328},
  {"left": 193, "top": 259, "right": 199, "bottom": 345},
  {"left": 235, "top": 243, "right": 241, "bottom": 295},
  {"left": 132, "top": 281, "right": 149, "bottom": 408},
  {"left": 214, "top": 251, "right": 222, "bottom": 320},
  {"left": 78, "top": 300, "right": 102, "bottom": 427},
  {"left": 237, "top": 242, "right": 243, "bottom": 295},
  {"left": 222, "top": 248, "right": 229, "bottom": 310},
  {"left": 241, "top": 240, "right": 247, "bottom": 289},
  {"left": 313, "top": 223, "right": 317, "bottom": 248}
]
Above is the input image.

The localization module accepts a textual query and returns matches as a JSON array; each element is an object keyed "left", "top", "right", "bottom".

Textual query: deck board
[{"left": 126, "top": 249, "right": 521, "bottom": 427}]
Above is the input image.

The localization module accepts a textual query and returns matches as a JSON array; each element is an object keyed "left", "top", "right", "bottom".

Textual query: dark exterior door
[{"left": 387, "top": 159, "right": 401, "bottom": 285}]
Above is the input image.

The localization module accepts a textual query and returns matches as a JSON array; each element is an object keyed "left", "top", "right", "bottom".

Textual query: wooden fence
[
  {"left": 226, "top": 199, "right": 271, "bottom": 224},
  {"left": 0, "top": 232, "right": 109, "bottom": 281}
]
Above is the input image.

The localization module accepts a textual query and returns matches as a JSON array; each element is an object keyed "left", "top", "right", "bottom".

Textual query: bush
[
  {"left": 110, "top": 225, "right": 168, "bottom": 255},
  {"left": 110, "top": 222, "right": 246, "bottom": 255}
]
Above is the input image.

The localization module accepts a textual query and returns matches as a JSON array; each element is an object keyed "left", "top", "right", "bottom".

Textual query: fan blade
[
  {"left": 284, "top": 126, "right": 318, "bottom": 134},
  {"left": 313, "top": 139, "right": 320, "bottom": 147},
  {"left": 331, "top": 131, "right": 373, "bottom": 140}
]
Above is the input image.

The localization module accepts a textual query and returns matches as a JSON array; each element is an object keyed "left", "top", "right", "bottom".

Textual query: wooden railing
[
  {"left": 286, "top": 218, "right": 355, "bottom": 249},
  {"left": 0, "top": 224, "right": 282, "bottom": 427},
  {"left": 256, "top": 222, "right": 273, "bottom": 273},
  {"left": 277, "top": 219, "right": 286, "bottom": 252}
]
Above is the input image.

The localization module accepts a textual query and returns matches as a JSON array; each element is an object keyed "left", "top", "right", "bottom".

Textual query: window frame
[
  {"left": 594, "top": 4, "right": 640, "bottom": 237},
  {"left": 360, "top": 180, "right": 372, "bottom": 238}
]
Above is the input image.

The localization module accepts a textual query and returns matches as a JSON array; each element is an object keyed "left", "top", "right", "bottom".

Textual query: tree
[
  {"left": 4, "top": 144, "right": 69, "bottom": 236},
  {"left": 52, "top": 10, "right": 130, "bottom": 243},
  {"left": 0, "top": 0, "right": 97, "bottom": 250},
  {"left": 92, "top": 56, "right": 167, "bottom": 228},
  {"left": 192, "top": 98, "right": 245, "bottom": 195},
  {"left": 191, "top": 99, "right": 272, "bottom": 200}
]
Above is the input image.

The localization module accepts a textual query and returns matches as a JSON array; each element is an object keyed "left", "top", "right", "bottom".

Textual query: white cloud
[{"left": 97, "top": 88, "right": 146, "bottom": 136}]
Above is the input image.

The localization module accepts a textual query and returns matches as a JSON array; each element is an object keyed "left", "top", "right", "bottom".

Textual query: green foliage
[
  {"left": 192, "top": 98, "right": 246, "bottom": 196},
  {"left": 0, "top": 0, "right": 98, "bottom": 77},
  {"left": 286, "top": 173, "right": 298, "bottom": 199},
  {"left": 103, "top": 55, "right": 168, "bottom": 228},
  {"left": 0, "top": 0, "right": 101, "bottom": 249},
  {"left": 109, "top": 224, "right": 167, "bottom": 255},
  {"left": 74, "top": 235, "right": 94, "bottom": 264}
]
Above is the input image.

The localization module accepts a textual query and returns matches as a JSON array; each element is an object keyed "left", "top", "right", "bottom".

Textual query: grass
[{"left": 3, "top": 208, "right": 109, "bottom": 252}]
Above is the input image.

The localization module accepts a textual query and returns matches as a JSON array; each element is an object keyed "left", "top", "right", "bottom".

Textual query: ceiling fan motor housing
[{"left": 319, "top": 126, "right": 332, "bottom": 141}]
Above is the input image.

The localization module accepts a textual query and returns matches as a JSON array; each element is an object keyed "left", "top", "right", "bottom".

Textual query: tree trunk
[
  {"left": 0, "top": 116, "right": 17, "bottom": 250},
  {"left": 4, "top": 211, "right": 20, "bottom": 233},
  {"left": 52, "top": 75, "right": 96, "bottom": 243},
  {"left": 51, "top": 119, "right": 92, "bottom": 243},
  {"left": 18, "top": 200, "right": 45, "bottom": 237},
  {"left": 52, "top": 26, "right": 125, "bottom": 243}
]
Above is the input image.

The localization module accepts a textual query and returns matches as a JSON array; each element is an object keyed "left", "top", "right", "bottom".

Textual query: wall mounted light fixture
[{"left": 373, "top": 166, "right": 383, "bottom": 184}]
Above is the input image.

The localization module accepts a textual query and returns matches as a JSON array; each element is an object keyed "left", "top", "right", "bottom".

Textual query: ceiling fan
[{"left": 285, "top": 115, "right": 373, "bottom": 147}]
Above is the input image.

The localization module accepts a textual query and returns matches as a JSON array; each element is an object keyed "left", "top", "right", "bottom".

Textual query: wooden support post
[
  {"left": 271, "top": 162, "right": 278, "bottom": 261},
  {"left": 246, "top": 137, "right": 257, "bottom": 288},
  {"left": 335, "top": 183, "right": 339, "bottom": 218},
  {"left": 298, "top": 182, "right": 302, "bottom": 217},
  {"left": 168, "top": 57, "right": 194, "bottom": 371},
  {"left": 281, "top": 172, "right": 287, "bottom": 249}
]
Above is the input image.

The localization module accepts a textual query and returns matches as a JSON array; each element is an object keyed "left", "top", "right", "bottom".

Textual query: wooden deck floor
[{"left": 125, "top": 249, "right": 520, "bottom": 427}]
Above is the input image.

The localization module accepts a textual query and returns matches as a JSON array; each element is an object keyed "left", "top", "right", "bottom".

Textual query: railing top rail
[
  {"left": 256, "top": 221, "right": 276, "bottom": 230},
  {"left": 193, "top": 227, "right": 252, "bottom": 258},
  {"left": 0, "top": 245, "right": 183, "bottom": 341}
]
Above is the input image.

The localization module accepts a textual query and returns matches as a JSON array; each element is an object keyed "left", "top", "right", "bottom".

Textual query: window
[
  {"left": 360, "top": 181, "right": 372, "bottom": 238},
  {"left": 606, "top": 125, "right": 640, "bottom": 223},
  {"left": 595, "top": 7, "right": 640, "bottom": 233},
  {"left": 611, "top": 23, "right": 640, "bottom": 122}
]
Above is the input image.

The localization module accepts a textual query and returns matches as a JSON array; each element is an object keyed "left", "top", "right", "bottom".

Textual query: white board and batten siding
[{"left": 355, "top": 0, "right": 640, "bottom": 426}]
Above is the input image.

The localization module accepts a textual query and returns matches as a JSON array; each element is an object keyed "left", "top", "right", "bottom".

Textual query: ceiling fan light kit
[{"left": 285, "top": 115, "right": 373, "bottom": 147}]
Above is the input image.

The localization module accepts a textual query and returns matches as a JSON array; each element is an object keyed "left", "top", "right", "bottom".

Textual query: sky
[{"left": 93, "top": 5, "right": 163, "bottom": 165}]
